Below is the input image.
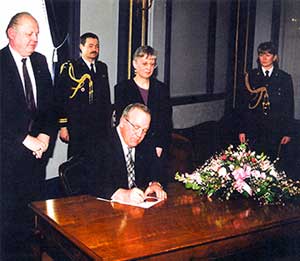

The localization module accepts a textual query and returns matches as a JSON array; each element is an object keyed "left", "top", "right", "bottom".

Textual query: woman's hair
[
  {"left": 257, "top": 41, "right": 278, "bottom": 55},
  {"left": 133, "top": 45, "right": 157, "bottom": 60},
  {"left": 256, "top": 41, "right": 279, "bottom": 67}
]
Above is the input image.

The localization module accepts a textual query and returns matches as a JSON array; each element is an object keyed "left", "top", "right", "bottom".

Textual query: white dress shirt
[{"left": 9, "top": 45, "right": 37, "bottom": 105}]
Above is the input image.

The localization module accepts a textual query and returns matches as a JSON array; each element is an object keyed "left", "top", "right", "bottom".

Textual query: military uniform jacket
[
  {"left": 55, "top": 58, "right": 111, "bottom": 153},
  {"left": 239, "top": 67, "right": 294, "bottom": 139}
]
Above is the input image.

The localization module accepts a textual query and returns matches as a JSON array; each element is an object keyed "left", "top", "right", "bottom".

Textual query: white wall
[
  {"left": 173, "top": 100, "right": 225, "bottom": 129},
  {"left": 80, "top": 0, "right": 119, "bottom": 102},
  {"left": 0, "top": 0, "right": 54, "bottom": 77},
  {"left": 149, "top": 0, "right": 167, "bottom": 82}
]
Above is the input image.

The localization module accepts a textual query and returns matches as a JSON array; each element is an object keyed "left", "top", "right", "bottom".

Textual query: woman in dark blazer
[{"left": 114, "top": 46, "right": 172, "bottom": 180}]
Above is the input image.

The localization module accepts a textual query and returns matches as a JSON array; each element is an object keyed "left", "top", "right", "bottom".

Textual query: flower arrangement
[{"left": 175, "top": 143, "right": 300, "bottom": 205}]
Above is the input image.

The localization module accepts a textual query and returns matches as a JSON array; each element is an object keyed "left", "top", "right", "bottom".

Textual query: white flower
[
  {"left": 251, "top": 170, "right": 266, "bottom": 179},
  {"left": 211, "top": 161, "right": 220, "bottom": 172},
  {"left": 260, "top": 161, "right": 271, "bottom": 171},
  {"left": 218, "top": 167, "right": 227, "bottom": 177},
  {"left": 251, "top": 170, "right": 261, "bottom": 179},
  {"left": 270, "top": 169, "right": 278, "bottom": 178}
]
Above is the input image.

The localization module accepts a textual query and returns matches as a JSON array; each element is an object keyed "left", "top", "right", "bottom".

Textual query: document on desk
[{"left": 96, "top": 196, "right": 164, "bottom": 209}]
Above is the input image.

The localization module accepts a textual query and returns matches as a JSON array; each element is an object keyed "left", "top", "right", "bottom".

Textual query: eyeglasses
[
  {"left": 141, "top": 61, "right": 157, "bottom": 69},
  {"left": 125, "top": 118, "right": 148, "bottom": 135}
]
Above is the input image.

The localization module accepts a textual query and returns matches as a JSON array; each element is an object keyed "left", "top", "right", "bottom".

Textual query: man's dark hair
[{"left": 80, "top": 32, "right": 99, "bottom": 46}]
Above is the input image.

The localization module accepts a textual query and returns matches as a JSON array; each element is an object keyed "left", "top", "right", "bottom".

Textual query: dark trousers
[{"left": 1, "top": 149, "right": 47, "bottom": 260}]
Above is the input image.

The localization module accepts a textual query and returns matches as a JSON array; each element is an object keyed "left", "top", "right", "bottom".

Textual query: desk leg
[{"left": 31, "top": 215, "right": 43, "bottom": 261}]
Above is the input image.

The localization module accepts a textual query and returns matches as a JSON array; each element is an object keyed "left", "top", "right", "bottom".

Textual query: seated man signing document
[{"left": 88, "top": 103, "right": 167, "bottom": 204}]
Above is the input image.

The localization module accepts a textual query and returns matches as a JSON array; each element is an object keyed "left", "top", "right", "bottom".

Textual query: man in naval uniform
[{"left": 55, "top": 32, "right": 112, "bottom": 157}]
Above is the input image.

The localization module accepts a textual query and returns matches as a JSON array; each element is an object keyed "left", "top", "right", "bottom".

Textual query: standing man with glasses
[
  {"left": 88, "top": 103, "right": 167, "bottom": 203},
  {"left": 55, "top": 32, "right": 111, "bottom": 158},
  {"left": 0, "top": 12, "right": 55, "bottom": 259}
]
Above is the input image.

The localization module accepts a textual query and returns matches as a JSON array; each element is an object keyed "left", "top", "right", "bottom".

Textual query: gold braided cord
[
  {"left": 58, "top": 118, "right": 68, "bottom": 124},
  {"left": 60, "top": 62, "right": 93, "bottom": 99},
  {"left": 244, "top": 72, "right": 270, "bottom": 113}
]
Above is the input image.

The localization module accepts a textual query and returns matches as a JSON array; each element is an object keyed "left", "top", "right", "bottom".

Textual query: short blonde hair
[{"left": 133, "top": 45, "right": 157, "bottom": 60}]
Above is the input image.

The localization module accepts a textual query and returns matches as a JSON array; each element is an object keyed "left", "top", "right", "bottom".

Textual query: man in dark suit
[
  {"left": 0, "top": 12, "right": 55, "bottom": 259},
  {"left": 88, "top": 103, "right": 167, "bottom": 203},
  {"left": 55, "top": 32, "right": 111, "bottom": 158}
]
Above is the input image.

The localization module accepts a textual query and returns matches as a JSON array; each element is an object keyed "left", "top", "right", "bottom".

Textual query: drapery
[{"left": 45, "top": 0, "right": 80, "bottom": 77}]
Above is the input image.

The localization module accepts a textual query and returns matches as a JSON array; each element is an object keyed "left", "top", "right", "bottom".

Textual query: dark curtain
[{"left": 45, "top": 0, "right": 80, "bottom": 77}]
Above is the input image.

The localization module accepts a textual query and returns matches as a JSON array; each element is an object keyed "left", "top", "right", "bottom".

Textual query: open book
[{"left": 97, "top": 196, "right": 164, "bottom": 209}]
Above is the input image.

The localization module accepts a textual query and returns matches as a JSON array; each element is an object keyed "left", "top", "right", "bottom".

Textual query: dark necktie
[
  {"left": 126, "top": 147, "right": 135, "bottom": 189},
  {"left": 265, "top": 70, "right": 269, "bottom": 78},
  {"left": 21, "top": 58, "right": 36, "bottom": 114},
  {"left": 90, "top": 63, "right": 96, "bottom": 78}
]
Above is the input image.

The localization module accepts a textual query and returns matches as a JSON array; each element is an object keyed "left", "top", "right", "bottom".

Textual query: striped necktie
[{"left": 126, "top": 147, "right": 135, "bottom": 188}]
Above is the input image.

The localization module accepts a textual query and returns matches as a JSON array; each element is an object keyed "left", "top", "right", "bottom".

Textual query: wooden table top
[{"left": 29, "top": 182, "right": 300, "bottom": 261}]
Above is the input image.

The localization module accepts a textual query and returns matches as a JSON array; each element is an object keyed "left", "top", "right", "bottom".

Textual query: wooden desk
[{"left": 29, "top": 183, "right": 300, "bottom": 260}]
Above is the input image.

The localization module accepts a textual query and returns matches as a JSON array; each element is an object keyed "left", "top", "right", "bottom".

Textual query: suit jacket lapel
[
  {"left": 30, "top": 55, "right": 40, "bottom": 108},
  {"left": 111, "top": 129, "right": 129, "bottom": 186},
  {"left": 5, "top": 47, "right": 27, "bottom": 108}
]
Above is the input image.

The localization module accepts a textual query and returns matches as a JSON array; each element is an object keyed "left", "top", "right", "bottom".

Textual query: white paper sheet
[{"left": 97, "top": 196, "right": 164, "bottom": 209}]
